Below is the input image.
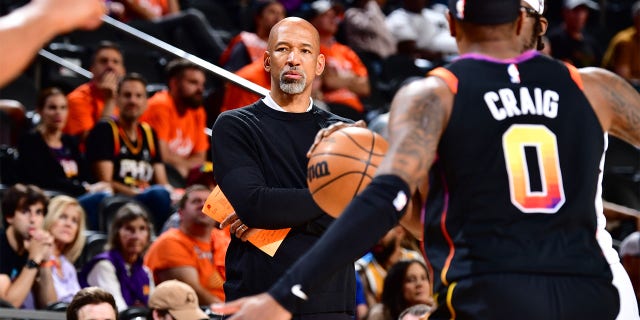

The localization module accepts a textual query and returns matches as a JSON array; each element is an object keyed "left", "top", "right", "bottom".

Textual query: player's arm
[
  {"left": 400, "top": 178, "right": 429, "bottom": 241},
  {"left": 0, "top": 0, "right": 104, "bottom": 87},
  {"left": 213, "top": 76, "right": 452, "bottom": 319},
  {"left": 581, "top": 67, "right": 640, "bottom": 147},
  {"left": 603, "top": 200, "right": 640, "bottom": 221}
]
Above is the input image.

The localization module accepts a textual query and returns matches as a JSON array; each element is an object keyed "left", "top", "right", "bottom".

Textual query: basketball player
[
  {"left": 209, "top": 17, "right": 359, "bottom": 319},
  {"left": 0, "top": 0, "right": 105, "bottom": 87},
  {"left": 212, "top": 0, "right": 640, "bottom": 319},
  {"left": 520, "top": 1, "right": 639, "bottom": 319}
]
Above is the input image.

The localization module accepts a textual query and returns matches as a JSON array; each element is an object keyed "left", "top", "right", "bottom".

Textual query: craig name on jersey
[{"left": 484, "top": 86, "right": 559, "bottom": 121}]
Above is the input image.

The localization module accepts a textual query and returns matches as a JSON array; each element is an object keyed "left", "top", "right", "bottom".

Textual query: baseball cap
[
  {"left": 448, "top": 0, "right": 521, "bottom": 24},
  {"left": 523, "top": 0, "right": 545, "bottom": 14},
  {"left": 303, "top": 0, "right": 339, "bottom": 20},
  {"left": 148, "top": 280, "right": 208, "bottom": 320},
  {"left": 620, "top": 231, "right": 640, "bottom": 257},
  {"left": 563, "top": 0, "right": 599, "bottom": 10}
]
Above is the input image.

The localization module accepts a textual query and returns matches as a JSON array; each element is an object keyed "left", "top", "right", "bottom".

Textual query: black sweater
[{"left": 211, "top": 101, "right": 355, "bottom": 315}]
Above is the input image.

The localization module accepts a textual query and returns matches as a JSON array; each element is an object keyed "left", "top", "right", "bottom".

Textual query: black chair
[
  {"left": 75, "top": 231, "right": 108, "bottom": 270},
  {"left": 97, "top": 195, "right": 136, "bottom": 233},
  {"left": 46, "top": 301, "right": 69, "bottom": 312},
  {"left": 119, "top": 306, "right": 149, "bottom": 320}
]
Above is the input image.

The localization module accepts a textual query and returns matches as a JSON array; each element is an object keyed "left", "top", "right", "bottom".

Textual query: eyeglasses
[{"left": 521, "top": 6, "right": 541, "bottom": 18}]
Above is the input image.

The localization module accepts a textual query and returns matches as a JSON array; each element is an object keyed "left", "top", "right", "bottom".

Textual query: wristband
[{"left": 25, "top": 259, "right": 40, "bottom": 269}]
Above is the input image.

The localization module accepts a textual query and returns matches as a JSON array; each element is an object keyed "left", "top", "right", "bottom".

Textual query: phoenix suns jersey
[{"left": 423, "top": 51, "right": 612, "bottom": 296}]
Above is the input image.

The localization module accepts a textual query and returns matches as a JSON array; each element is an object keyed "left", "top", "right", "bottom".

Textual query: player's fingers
[{"left": 210, "top": 298, "right": 246, "bottom": 314}]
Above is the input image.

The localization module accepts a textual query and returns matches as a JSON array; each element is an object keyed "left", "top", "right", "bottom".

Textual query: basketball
[{"left": 307, "top": 126, "right": 388, "bottom": 217}]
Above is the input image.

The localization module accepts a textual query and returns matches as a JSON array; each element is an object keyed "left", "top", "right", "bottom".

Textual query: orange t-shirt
[
  {"left": 144, "top": 228, "right": 227, "bottom": 301},
  {"left": 140, "top": 91, "right": 209, "bottom": 157},
  {"left": 320, "top": 42, "right": 368, "bottom": 112},
  {"left": 221, "top": 59, "right": 271, "bottom": 113},
  {"left": 64, "top": 83, "right": 119, "bottom": 136},
  {"left": 219, "top": 32, "right": 267, "bottom": 67}
]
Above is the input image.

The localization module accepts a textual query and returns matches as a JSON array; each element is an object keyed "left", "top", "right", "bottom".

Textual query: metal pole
[
  {"left": 38, "top": 49, "right": 93, "bottom": 79},
  {"left": 100, "top": 15, "right": 269, "bottom": 97}
]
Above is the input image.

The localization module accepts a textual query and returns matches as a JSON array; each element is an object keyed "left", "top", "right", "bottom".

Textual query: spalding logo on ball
[{"left": 307, "top": 126, "right": 388, "bottom": 217}]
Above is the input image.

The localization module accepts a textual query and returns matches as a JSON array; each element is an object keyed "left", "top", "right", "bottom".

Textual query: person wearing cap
[
  {"left": 147, "top": 280, "right": 209, "bottom": 320},
  {"left": 520, "top": 3, "right": 640, "bottom": 320},
  {"left": 602, "top": 0, "right": 640, "bottom": 88},
  {"left": 212, "top": 0, "right": 640, "bottom": 318},
  {"left": 547, "top": 0, "right": 603, "bottom": 67},
  {"left": 306, "top": 0, "right": 371, "bottom": 121}
]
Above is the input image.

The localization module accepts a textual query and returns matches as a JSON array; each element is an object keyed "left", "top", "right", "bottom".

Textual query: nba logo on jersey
[
  {"left": 507, "top": 64, "right": 521, "bottom": 83},
  {"left": 455, "top": 0, "right": 465, "bottom": 19}
]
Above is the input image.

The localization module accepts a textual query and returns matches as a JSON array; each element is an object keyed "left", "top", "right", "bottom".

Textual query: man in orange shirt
[
  {"left": 220, "top": 59, "right": 271, "bottom": 113},
  {"left": 64, "top": 41, "right": 125, "bottom": 139},
  {"left": 144, "top": 184, "right": 228, "bottom": 304},
  {"left": 307, "top": 0, "right": 370, "bottom": 121},
  {"left": 141, "top": 59, "right": 209, "bottom": 184}
]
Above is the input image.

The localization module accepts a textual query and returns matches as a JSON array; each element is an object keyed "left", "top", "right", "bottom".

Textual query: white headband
[{"left": 523, "top": 0, "right": 544, "bottom": 14}]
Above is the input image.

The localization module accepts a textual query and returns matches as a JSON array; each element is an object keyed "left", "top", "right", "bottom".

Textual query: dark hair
[
  {"left": 165, "top": 58, "right": 205, "bottom": 82},
  {"left": 146, "top": 308, "right": 170, "bottom": 320},
  {"left": 107, "top": 202, "right": 154, "bottom": 252},
  {"left": 36, "top": 87, "right": 65, "bottom": 110},
  {"left": 91, "top": 41, "right": 123, "bottom": 65},
  {"left": 1, "top": 184, "right": 48, "bottom": 228},
  {"left": 381, "top": 260, "right": 429, "bottom": 320},
  {"left": 66, "top": 287, "right": 118, "bottom": 320},
  {"left": 117, "top": 72, "right": 148, "bottom": 93},
  {"left": 178, "top": 184, "right": 210, "bottom": 210}
]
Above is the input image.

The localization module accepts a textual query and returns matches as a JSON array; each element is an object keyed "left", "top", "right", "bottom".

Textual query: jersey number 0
[{"left": 502, "top": 124, "right": 566, "bottom": 214}]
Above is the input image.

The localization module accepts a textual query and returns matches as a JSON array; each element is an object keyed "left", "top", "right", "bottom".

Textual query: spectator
[
  {"left": 367, "top": 260, "right": 434, "bottom": 320},
  {"left": 219, "top": 0, "right": 286, "bottom": 72},
  {"left": 64, "top": 41, "right": 125, "bottom": 140},
  {"left": 356, "top": 225, "right": 423, "bottom": 307},
  {"left": 145, "top": 184, "right": 227, "bottom": 304},
  {"left": 140, "top": 59, "right": 210, "bottom": 185},
  {"left": 0, "top": 184, "right": 57, "bottom": 309},
  {"left": 385, "top": 0, "right": 457, "bottom": 62},
  {"left": 210, "top": 16, "right": 357, "bottom": 319},
  {"left": 342, "top": 0, "right": 396, "bottom": 59},
  {"left": 220, "top": 59, "right": 271, "bottom": 113},
  {"left": 620, "top": 230, "right": 640, "bottom": 307},
  {"left": 307, "top": 0, "right": 371, "bottom": 121},
  {"left": 113, "top": 0, "right": 226, "bottom": 64},
  {"left": 147, "top": 279, "right": 209, "bottom": 320},
  {"left": 66, "top": 287, "right": 118, "bottom": 320},
  {"left": 79, "top": 202, "right": 155, "bottom": 311},
  {"left": 85, "top": 73, "right": 174, "bottom": 229},
  {"left": 547, "top": 0, "right": 602, "bottom": 67},
  {"left": 17, "top": 87, "right": 112, "bottom": 230},
  {"left": 602, "top": 1, "right": 640, "bottom": 87},
  {"left": 43, "top": 195, "right": 86, "bottom": 303}
]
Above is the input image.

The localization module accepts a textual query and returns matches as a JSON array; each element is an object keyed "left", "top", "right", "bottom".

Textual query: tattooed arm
[
  {"left": 581, "top": 67, "right": 640, "bottom": 147},
  {"left": 211, "top": 77, "right": 454, "bottom": 319}
]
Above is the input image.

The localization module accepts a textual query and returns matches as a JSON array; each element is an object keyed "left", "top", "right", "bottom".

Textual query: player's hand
[
  {"left": 39, "top": 0, "right": 106, "bottom": 32},
  {"left": 307, "top": 120, "right": 366, "bottom": 158},
  {"left": 210, "top": 293, "right": 292, "bottom": 320},
  {"left": 221, "top": 212, "right": 253, "bottom": 240}
]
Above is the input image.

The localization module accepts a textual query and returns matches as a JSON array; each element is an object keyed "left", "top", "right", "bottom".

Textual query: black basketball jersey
[{"left": 423, "top": 52, "right": 612, "bottom": 295}]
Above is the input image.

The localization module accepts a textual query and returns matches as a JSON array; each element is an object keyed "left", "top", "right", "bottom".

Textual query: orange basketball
[{"left": 307, "top": 126, "right": 388, "bottom": 217}]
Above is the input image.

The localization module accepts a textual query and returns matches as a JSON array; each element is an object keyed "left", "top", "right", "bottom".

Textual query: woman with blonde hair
[{"left": 43, "top": 195, "right": 86, "bottom": 303}]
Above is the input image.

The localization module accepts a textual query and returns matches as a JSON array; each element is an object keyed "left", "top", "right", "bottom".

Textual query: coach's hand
[
  {"left": 307, "top": 120, "right": 366, "bottom": 158},
  {"left": 211, "top": 293, "right": 291, "bottom": 320}
]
